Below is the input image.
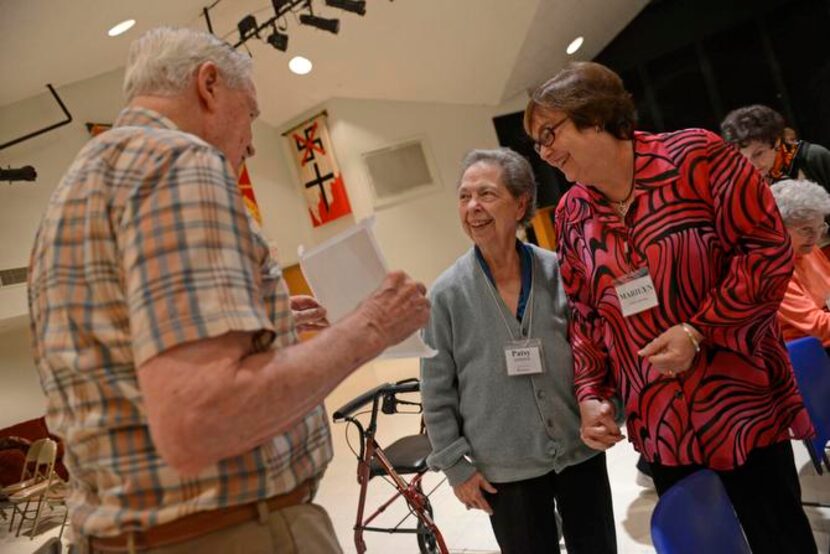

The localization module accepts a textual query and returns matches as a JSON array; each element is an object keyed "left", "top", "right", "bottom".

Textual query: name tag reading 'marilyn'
[{"left": 614, "top": 268, "right": 659, "bottom": 318}]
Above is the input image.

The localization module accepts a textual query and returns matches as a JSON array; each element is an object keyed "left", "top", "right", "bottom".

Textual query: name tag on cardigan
[
  {"left": 614, "top": 268, "right": 659, "bottom": 317},
  {"left": 504, "top": 339, "right": 545, "bottom": 376}
]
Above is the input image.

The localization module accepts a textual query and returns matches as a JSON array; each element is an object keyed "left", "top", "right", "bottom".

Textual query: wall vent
[{"left": 362, "top": 138, "right": 441, "bottom": 207}]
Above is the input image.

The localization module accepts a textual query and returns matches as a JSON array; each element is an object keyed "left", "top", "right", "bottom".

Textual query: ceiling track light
[
  {"left": 267, "top": 27, "right": 289, "bottom": 51},
  {"left": 324, "top": 0, "right": 366, "bottom": 16},
  {"left": 221, "top": 0, "right": 362, "bottom": 53},
  {"left": 299, "top": 13, "right": 340, "bottom": 34},
  {"left": 237, "top": 14, "right": 259, "bottom": 42}
]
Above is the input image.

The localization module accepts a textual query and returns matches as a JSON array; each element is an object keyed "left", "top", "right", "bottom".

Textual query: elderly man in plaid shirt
[{"left": 27, "top": 27, "right": 430, "bottom": 554}]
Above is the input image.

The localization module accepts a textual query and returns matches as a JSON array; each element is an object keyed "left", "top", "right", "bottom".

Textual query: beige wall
[
  {"left": 0, "top": 68, "right": 529, "bottom": 426},
  {"left": 0, "top": 70, "right": 125, "bottom": 272},
  {"left": 0, "top": 316, "right": 44, "bottom": 429}
]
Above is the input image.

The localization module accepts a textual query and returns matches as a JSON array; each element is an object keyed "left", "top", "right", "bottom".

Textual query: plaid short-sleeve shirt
[{"left": 27, "top": 107, "right": 333, "bottom": 538}]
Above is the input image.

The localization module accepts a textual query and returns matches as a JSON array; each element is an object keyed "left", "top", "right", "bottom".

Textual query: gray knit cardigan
[{"left": 420, "top": 244, "right": 599, "bottom": 487}]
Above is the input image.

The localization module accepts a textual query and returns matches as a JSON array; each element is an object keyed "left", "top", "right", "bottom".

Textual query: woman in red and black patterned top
[{"left": 524, "top": 62, "right": 817, "bottom": 554}]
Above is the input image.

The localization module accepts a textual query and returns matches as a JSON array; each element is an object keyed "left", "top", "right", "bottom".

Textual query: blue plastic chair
[
  {"left": 786, "top": 336, "right": 830, "bottom": 474},
  {"left": 651, "top": 469, "right": 751, "bottom": 554}
]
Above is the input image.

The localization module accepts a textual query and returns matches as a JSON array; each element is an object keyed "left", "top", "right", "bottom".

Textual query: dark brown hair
[
  {"left": 524, "top": 62, "right": 636, "bottom": 140},
  {"left": 720, "top": 104, "right": 785, "bottom": 148}
]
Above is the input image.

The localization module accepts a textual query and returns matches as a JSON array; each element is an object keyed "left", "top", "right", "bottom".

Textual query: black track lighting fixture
[
  {"left": 299, "top": 13, "right": 340, "bottom": 34},
  {"left": 324, "top": 0, "right": 366, "bottom": 16},
  {"left": 237, "top": 15, "right": 259, "bottom": 41},
  {"left": 267, "top": 28, "right": 289, "bottom": 51},
  {"left": 212, "top": 0, "right": 377, "bottom": 54}
]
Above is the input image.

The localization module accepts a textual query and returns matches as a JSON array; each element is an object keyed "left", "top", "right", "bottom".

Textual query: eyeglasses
[
  {"left": 532, "top": 117, "right": 569, "bottom": 154},
  {"left": 793, "top": 221, "right": 829, "bottom": 238}
]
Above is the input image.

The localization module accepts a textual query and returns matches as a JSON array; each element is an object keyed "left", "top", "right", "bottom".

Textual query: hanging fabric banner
[
  {"left": 236, "top": 163, "right": 263, "bottom": 225},
  {"left": 286, "top": 112, "right": 352, "bottom": 227}
]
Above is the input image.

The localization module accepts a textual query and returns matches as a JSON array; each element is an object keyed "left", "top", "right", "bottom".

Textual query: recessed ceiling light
[
  {"left": 289, "top": 56, "right": 313, "bottom": 75},
  {"left": 108, "top": 19, "right": 136, "bottom": 37},
  {"left": 566, "top": 36, "right": 584, "bottom": 55}
]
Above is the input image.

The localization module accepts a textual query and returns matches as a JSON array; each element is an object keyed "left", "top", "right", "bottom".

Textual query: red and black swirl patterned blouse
[{"left": 555, "top": 128, "right": 814, "bottom": 470}]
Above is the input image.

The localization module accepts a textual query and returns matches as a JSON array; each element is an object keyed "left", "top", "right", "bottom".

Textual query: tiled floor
[{"left": 3, "top": 361, "right": 830, "bottom": 553}]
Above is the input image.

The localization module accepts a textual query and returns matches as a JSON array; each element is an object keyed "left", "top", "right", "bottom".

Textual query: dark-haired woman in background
[
  {"left": 721, "top": 104, "right": 830, "bottom": 191},
  {"left": 525, "top": 62, "right": 817, "bottom": 554}
]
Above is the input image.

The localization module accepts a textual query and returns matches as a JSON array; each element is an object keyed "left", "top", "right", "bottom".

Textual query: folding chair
[
  {"left": 5, "top": 438, "right": 64, "bottom": 539},
  {"left": 2, "top": 438, "right": 50, "bottom": 496},
  {"left": 2, "top": 438, "right": 52, "bottom": 521},
  {"left": 651, "top": 469, "right": 751, "bottom": 554},
  {"left": 786, "top": 336, "right": 830, "bottom": 475}
]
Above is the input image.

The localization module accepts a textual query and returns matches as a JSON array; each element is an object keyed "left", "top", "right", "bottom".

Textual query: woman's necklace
[{"left": 614, "top": 182, "right": 635, "bottom": 217}]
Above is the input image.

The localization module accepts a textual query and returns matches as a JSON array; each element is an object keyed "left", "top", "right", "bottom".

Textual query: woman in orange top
[{"left": 770, "top": 178, "right": 830, "bottom": 346}]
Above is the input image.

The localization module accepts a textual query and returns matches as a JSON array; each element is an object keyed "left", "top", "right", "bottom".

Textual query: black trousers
[
  {"left": 650, "top": 441, "right": 817, "bottom": 554},
  {"left": 484, "top": 453, "right": 617, "bottom": 554}
]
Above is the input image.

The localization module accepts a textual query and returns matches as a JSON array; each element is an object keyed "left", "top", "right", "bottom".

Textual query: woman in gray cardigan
[{"left": 420, "top": 148, "right": 617, "bottom": 554}]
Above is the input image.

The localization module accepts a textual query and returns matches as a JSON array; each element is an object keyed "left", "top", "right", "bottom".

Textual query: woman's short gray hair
[
  {"left": 770, "top": 179, "right": 830, "bottom": 224},
  {"left": 124, "top": 27, "right": 253, "bottom": 102},
  {"left": 459, "top": 148, "right": 538, "bottom": 226}
]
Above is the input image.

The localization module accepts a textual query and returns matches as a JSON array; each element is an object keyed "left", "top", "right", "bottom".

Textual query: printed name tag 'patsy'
[
  {"left": 614, "top": 267, "right": 659, "bottom": 317},
  {"left": 504, "top": 338, "right": 545, "bottom": 376}
]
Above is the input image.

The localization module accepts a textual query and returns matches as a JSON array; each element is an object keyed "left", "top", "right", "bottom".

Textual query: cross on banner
[
  {"left": 304, "top": 162, "right": 335, "bottom": 211},
  {"left": 294, "top": 122, "right": 326, "bottom": 165},
  {"left": 286, "top": 113, "right": 352, "bottom": 227}
]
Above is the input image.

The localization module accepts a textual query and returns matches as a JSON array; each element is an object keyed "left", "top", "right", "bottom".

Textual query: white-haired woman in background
[{"left": 771, "top": 178, "right": 830, "bottom": 347}]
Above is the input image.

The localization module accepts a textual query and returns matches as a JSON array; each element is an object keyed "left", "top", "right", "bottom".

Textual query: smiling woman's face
[{"left": 457, "top": 162, "right": 527, "bottom": 248}]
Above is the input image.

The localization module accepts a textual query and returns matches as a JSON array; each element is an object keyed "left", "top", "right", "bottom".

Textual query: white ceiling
[{"left": 0, "top": 0, "right": 647, "bottom": 127}]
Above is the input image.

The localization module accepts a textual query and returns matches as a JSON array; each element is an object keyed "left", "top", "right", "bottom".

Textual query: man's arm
[{"left": 138, "top": 271, "right": 429, "bottom": 476}]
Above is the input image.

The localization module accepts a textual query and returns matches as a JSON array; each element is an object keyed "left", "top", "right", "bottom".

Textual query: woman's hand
[
  {"left": 453, "top": 471, "right": 497, "bottom": 515},
  {"left": 578, "top": 398, "right": 624, "bottom": 450},
  {"left": 639, "top": 324, "right": 703, "bottom": 376},
  {"left": 290, "top": 295, "right": 330, "bottom": 332}
]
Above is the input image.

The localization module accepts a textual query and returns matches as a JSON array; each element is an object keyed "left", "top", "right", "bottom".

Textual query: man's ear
[{"left": 195, "top": 62, "right": 220, "bottom": 112}]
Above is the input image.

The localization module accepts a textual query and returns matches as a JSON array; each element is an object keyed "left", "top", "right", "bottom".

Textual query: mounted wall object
[
  {"left": 0, "top": 84, "right": 72, "bottom": 152},
  {"left": 284, "top": 111, "right": 352, "bottom": 227},
  {"left": 362, "top": 137, "right": 441, "bottom": 209}
]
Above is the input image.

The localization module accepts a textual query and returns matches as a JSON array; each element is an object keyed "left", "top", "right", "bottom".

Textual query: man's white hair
[
  {"left": 123, "top": 27, "right": 253, "bottom": 102},
  {"left": 770, "top": 178, "right": 830, "bottom": 224}
]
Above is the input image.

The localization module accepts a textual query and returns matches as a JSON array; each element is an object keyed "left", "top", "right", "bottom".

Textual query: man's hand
[
  {"left": 290, "top": 295, "right": 329, "bottom": 332},
  {"left": 453, "top": 471, "right": 497, "bottom": 515},
  {"left": 579, "top": 398, "right": 624, "bottom": 451},
  {"left": 639, "top": 324, "right": 702, "bottom": 376},
  {"left": 359, "top": 271, "right": 430, "bottom": 347}
]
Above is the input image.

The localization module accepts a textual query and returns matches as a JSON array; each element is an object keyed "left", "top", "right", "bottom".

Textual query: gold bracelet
[{"left": 680, "top": 323, "right": 701, "bottom": 353}]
